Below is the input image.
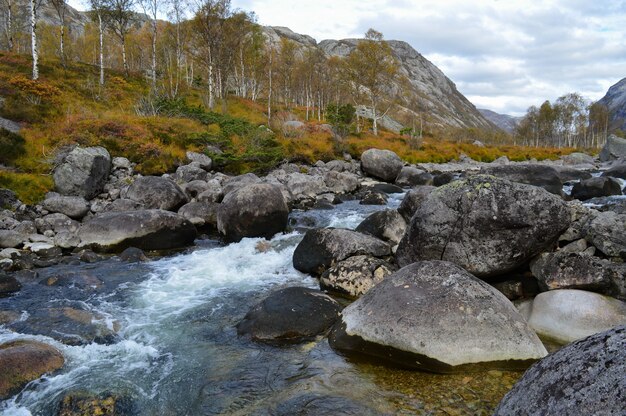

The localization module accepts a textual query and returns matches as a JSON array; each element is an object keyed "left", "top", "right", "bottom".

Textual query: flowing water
[{"left": 1, "top": 194, "right": 522, "bottom": 415}]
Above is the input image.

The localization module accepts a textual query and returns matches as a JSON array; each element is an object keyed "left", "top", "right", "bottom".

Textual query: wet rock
[
  {"left": 119, "top": 247, "right": 148, "bottom": 262},
  {"left": 271, "top": 393, "right": 380, "bottom": 416},
  {"left": 355, "top": 209, "right": 407, "bottom": 246},
  {"left": 329, "top": 261, "right": 547, "bottom": 373},
  {"left": 24, "top": 242, "right": 62, "bottom": 258},
  {"left": 124, "top": 176, "right": 187, "bottom": 211},
  {"left": 479, "top": 164, "right": 563, "bottom": 195},
  {"left": 360, "top": 149, "right": 403, "bottom": 182},
  {"left": 186, "top": 151, "right": 212, "bottom": 170},
  {"left": 397, "top": 185, "right": 436, "bottom": 222},
  {"left": 53, "top": 146, "right": 111, "bottom": 199},
  {"left": 0, "top": 274, "right": 21, "bottom": 297},
  {"left": 237, "top": 287, "right": 342, "bottom": 344},
  {"left": 320, "top": 255, "right": 396, "bottom": 298},
  {"left": 293, "top": 228, "right": 391, "bottom": 276},
  {"left": 58, "top": 391, "right": 137, "bottom": 416},
  {"left": 0, "top": 310, "right": 20, "bottom": 324},
  {"left": 217, "top": 183, "right": 288, "bottom": 243},
  {"left": 78, "top": 249, "right": 104, "bottom": 263},
  {"left": 494, "top": 325, "right": 626, "bottom": 416},
  {"left": 599, "top": 134, "right": 626, "bottom": 161},
  {"left": 175, "top": 163, "right": 208, "bottom": 183},
  {"left": 42, "top": 195, "right": 90, "bottom": 219},
  {"left": 102, "top": 199, "right": 146, "bottom": 213},
  {"left": 370, "top": 183, "right": 404, "bottom": 194},
  {"left": 397, "top": 176, "right": 571, "bottom": 278},
  {"left": 0, "top": 340, "right": 64, "bottom": 400},
  {"left": 601, "top": 163, "right": 626, "bottom": 179},
  {"left": 582, "top": 211, "right": 626, "bottom": 259},
  {"left": 178, "top": 201, "right": 218, "bottom": 229},
  {"left": 78, "top": 210, "right": 197, "bottom": 252},
  {"left": 571, "top": 176, "right": 622, "bottom": 201},
  {"left": 395, "top": 166, "right": 433, "bottom": 187},
  {"left": 522, "top": 289, "right": 626, "bottom": 344},
  {"left": 359, "top": 190, "right": 387, "bottom": 205},
  {"left": 433, "top": 172, "right": 455, "bottom": 187}
]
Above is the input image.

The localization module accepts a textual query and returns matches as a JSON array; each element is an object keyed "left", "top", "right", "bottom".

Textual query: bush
[
  {"left": 0, "top": 128, "right": 26, "bottom": 165},
  {"left": 0, "top": 172, "right": 53, "bottom": 205}
]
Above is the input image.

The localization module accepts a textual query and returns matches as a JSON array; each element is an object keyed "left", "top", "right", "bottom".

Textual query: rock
[
  {"left": 494, "top": 325, "right": 626, "bottom": 416},
  {"left": 24, "top": 242, "right": 62, "bottom": 258},
  {"left": 370, "top": 183, "right": 404, "bottom": 194},
  {"left": 112, "top": 156, "right": 132, "bottom": 171},
  {"left": 360, "top": 149, "right": 403, "bottom": 182},
  {"left": 43, "top": 271, "right": 103, "bottom": 289},
  {"left": 0, "top": 229, "right": 26, "bottom": 248},
  {"left": 359, "top": 190, "right": 387, "bottom": 205},
  {"left": 0, "top": 248, "right": 20, "bottom": 259},
  {"left": 491, "top": 280, "right": 525, "bottom": 301},
  {"left": 479, "top": 164, "right": 563, "bottom": 195},
  {"left": 175, "top": 163, "right": 208, "bottom": 183},
  {"left": 355, "top": 209, "right": 407, "bottom": 246},
  {"left": 0, "top": 189, "right": 21, "bottom": 210},
  {"left": 124, "top": 176, "right": 187, "bottom": 211},
  {"left": 329, "top": 261, "right": 547, "bottom": 373},
  {"left": 601, "top": 163, "right": 626, "bottom": 179},
  {"left": 523, "top": 289, "right": 626, "bottom": 344},
  {"left": 320, "top": 255, "right": 396, "bottom": 298},
  {"left": 35, "top": 213, "right": 80, "bottom": 235},
  {"left": 397, "top": 175, "right": 571, "bottom": 277},
  {"left": 102, "top": 198, "right": 145, "bottom": 213},
  {"left": 0, "top": 340, "right": 64, "bottom": 400},
  {"left": 395, "top": 166, "right": 433, "bottom": 187},
  {"left": 270, "top": 393, "right": 379, "bottom": 416},
  {"left": 583, "top": 211, "right": 626, "bottom": 259},
  {"left": 53, "top": 146, "right": 111, "bottom": 199},
  {"left": 217, "top": 183, "right": 288, "bottom": 243},
  {"left": 397, "top": 185, "right": 436, "bottom": 222},
  {"left": 186, "top": 151, "right": 212, "bottom": 170},
  {"left": 531, "top": 251, "right": 626, "bottom": 299},
  {"left": 78, "top": 210, "right": 197, "bottom": 252},
  {"left": 119, "top": 247, "right": 148, "bottom": 262},
  {"left": 58, "top": 391, "right": 137, "bottom": 416},
  {"left": 285, "top": 172, "right": 328, "bottom": 200},
  {"left": 561, "top": 152, "right": 595, "bottom": 165},
  {"left": 236, "top": 287, "right": 342, "bottom": 344},
  {"left": 553, "top": 166, "right": 592, "bottom": 182},
  {"left": 222, "top": 173, "right": 261, "bottom": 196},
  {"left": 433, "top": 172, "right": 455, "bottom": 187},
  {"left": 571, "top": 177, "right": 622, "bottom": 200},
  {"left": 178, "top": 201, "right": 218, "bottom": 229},
  {"left": 42, "top": 195, "right": 90, "bottom": 219},
  {"left": 323, "top": 170, "right": 359, "bottom": 194},
  {"left": 0, "top": 274, "right": 20, "bottom": 297},
  {"left": 599, "top": 134, "right": 626, "bottom": 161},
  {"left": 293, "top": 228, "right": 391, "bottom": 276},
  {"left": 282, "top": 120, "right": 305, "bottom": 136}
]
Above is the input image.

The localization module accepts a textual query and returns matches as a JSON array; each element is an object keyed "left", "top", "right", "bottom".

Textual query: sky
[{"left": 68, "top": 0, "right": 626, "bottom": 116}]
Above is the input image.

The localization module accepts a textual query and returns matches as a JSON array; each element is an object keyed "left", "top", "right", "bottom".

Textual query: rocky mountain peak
[{"left": 598, "top": 77, "right": 626, "bottom": 131}]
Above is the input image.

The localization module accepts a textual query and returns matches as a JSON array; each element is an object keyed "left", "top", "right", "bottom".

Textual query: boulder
[
  {"left": 323, "top": 170, "right": 359, "bottom": 194},
  {"left": 217, "top": 183, "right": 288, "bottom": 243},
  {"left": 0, "top": 229, "right": 26, "bottom": 248},
  {"left": 285, "top": 173, "right": 328, "bottom": 200},
  {"left": 397, "top": 175, "right": 571, "bottom": 277},
  {"left": 41, "top": 195, "right": 90, "bottom": 219},
  {"left": 53, "top": 146, "right": 111, "bottom": 199},
  {"left": 571, "top": 176, "right": 622, "bottom": 201},
  {"left": 432, "top": 172, "right": 456, "bottom": 187},
  {"left": 320, "top": 255, "right": 396, "bottom": 298},
  {"left": 355, "top": 209, "right": 407, "bottom": 246},
  {"left": 124, "top": 176, "right": 187, "bottom": 211},
  {"left": 479, "top": 164, "right": 563, "bottom": 195},
  {"left": 236, "top": 287, "right": 342, "bottom": 344},
  {"left": 370, "top": 183, "right": 404, "bottom": 194},
  {"left": 601, "top": 163, "right": 626, "bottom": 180},
  {"left": 102, "top": 198, "right": 145, "bottom": 213},
  {"left": 360, "top": 149, "right": 403, "bottom": 182},
  {"left": 0, "top": 274, "right": 21, "bottom": 297},
  {"left": 78, "top": 209, "right": 197, "bottom": 252},
  {"left": 222, "top": 173, "right": 261, "bottom": 196},
  {"left": 293, "top": 228, "right": 391, "bottom": 276},
  {"left": 553, "top": 166, "right": 592, "bottom": 182},
  {"left": 58, "top": 391, "right": 137, "bottom": 416},
  {"left": 329, "top": 261, "right": 547, "bottom": 373},
  {"left": 178, "top": 201, "right": 218, "bottom": 229},
  {"left": 175, "top": 163, "right": 208, "bottom": 183},
  {"left": 397, "top": 185, "right": 436, "bottom": 222},
  {"left": 359, "top": 190, "right": 387, "bottom": 205},
  {"left": 186, "top": 151, "right": 212, "bottom": 170},
  {"left": 599, "top": 134, "right": 626, "bottom": 161},
  {"left": 561, "top": 152, "right": 595, "bottom": 165},
  {"left": 494, "top": 325, "right": 626, "bottom": 416},
  {"left": 395, "top": 166, "right": 433, "bottom": 187},
  {"left": 119, "top": 247, "right": 148, "bottom": 262},
  {"left": 0, "top": 340, "right": 64, "bottom": 400},
  {"left": 582, "top": 211, "right": 626, "bottom": 259},
  {"left": 0, "top": 189, "right": 20, "bottom": 210},
  {"left": 197, "top": 180, "right": 224, "bottom": 203},
  {"left": 522, "top": 289, "right": 626, "bottom": 344}
]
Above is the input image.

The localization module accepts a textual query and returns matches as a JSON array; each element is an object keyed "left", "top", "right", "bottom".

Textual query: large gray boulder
[
  {"left": 78, "top": 209, "right": 196, "bottom": 252},
  {"left": 41, "top": 195, "right": 90, "bottom": 219},
  {"left": 217, "top": 183, "right": 288, "bottom": 243},
  {"left": 186, "top": 151, "right": 212, "bottom": 170},
  {"left": 479, "top": 164, "right": 563, "bottom": 195},
  {"left": 582, "top": 211, "right": 626, "bottom": 259},
  {"left": 124, "top": 176, "right": 187, "bottom": 211},
  {"left": 323, "top": 170, "right": 359, "bottom": 194},
  {"left": 360, "top": 149, "right": 403, "bottom": 182},
  {"left": 53, "top": 146, "right": 111, "bottom": 199},
  {"left": 601, "top": 163, "right": 626, "bottom": 179},
  {"left": 355, "top": 209, "right": 407, "bottom": 246},
  {"left": 293, "top": 228, "right": 391, "bottom": 276},
  {"left": 571, "top": 176, "right": 622, "bottom": 201},
  {"left": 397, "top": 175, "right": 571, "bottom": 277},
  {"left": 494, "top": 325, "right": 626, "bottom": 416},
  {"left": 178, "top": 201, "right": 218, "bottom": 229},
  {"left": 397, "top": 185, "right": 435, "bottom": 222},
  {"left": 320, "top": 255, "right": 396, "bottom": 298},
  {"left": 395, "top": 166, "right": 433, "bottom": 187},
  {"left": 329, "top": 261, "right": 547, "bottom": 373},
  {"left": 599, "top": 134, "right": 626, "bottom": 161}
]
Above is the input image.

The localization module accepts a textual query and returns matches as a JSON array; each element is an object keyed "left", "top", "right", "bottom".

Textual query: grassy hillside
[{"left": 0, "top": 53, "right": 577, "bottom": 204}]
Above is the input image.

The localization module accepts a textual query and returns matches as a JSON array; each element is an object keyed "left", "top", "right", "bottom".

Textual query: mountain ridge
[{"left": 598, "top": 77, "right": 626, "bottom": 132}]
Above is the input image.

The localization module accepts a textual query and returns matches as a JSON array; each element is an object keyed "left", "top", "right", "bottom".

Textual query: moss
[{"left": 0, "top": 172, "right": 53, "bottom": 205}]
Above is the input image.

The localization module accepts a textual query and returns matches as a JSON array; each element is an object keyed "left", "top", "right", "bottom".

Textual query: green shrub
[{"left": 0, "top": 128, "right": 26, "bottom": 165}]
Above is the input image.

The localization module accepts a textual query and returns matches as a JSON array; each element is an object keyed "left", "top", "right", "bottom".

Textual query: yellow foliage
[{"left": 0, "top": 172, "right": 53, "bottom": 205}]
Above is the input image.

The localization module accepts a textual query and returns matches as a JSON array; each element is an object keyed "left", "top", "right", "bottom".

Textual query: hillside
[
  {"left": 478, "top": 109, "right": 521, "bottom": 133},
  {"left": 598, "top": 77, "right": 626, "bottom": 132}
]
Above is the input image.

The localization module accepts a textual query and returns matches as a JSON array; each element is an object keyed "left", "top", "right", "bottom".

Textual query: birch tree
[
  {"left": 139, "top": 0, "right": 158, "bottom": 88},
  {"left": 29, "top": 0, "right": 44, "bottom": 80},
  {"left": 89, "top": 0, "right": 108, "bottom": 85},
  {"left": 104, "top": 0, "right": 135, "bottom": 76},
  {"left": 0, "top": 0, "right": 15, "bottom": 51},
  {"left": 50, "top": 0, "right": 67, "bottom": 65}
]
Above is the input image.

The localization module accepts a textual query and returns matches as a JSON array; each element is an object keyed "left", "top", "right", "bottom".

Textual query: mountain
[
  {"left": 478, "top": 109, "right": 521, "bottom": 133},
  {"left": 598, "top": 77, "right": 626, "bottom": 132}
]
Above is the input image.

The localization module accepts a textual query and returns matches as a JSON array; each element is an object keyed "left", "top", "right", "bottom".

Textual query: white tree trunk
[
  {"left": 6, "top": 0, "right": 13, "bottom": 51},
  {"left": 30, "top": 0, "right": 38, "bottom": 80},
  {"left": 98, "top": 13, "right": 104, "bottom": 85},
  {"left": 121, "top": 37, "right": 128, "bottom": 75},
  {"left": 267, "top": 49, "right": 273, "bottom": 125},
  {"left": 59, "top": 24, "right": 65, "bottom": 64},
  {"left": 151, "top": 9, "right": 157, "bottom": 87},
  {"left": 208, "top": 63, "right": 215, "bottom": 109}
]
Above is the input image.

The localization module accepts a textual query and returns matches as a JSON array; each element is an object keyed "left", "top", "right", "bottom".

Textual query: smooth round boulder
[
  {"left": 124, "top": 176, "right": 187, "bottom": 211},
  {"left": 53, "top": 146, "right": 111, "bottom": 199},
  {"left": 217, "top": 183, "right": 288, "bottom": 243},
  {"left": 494, "top": 325, "right": 626, "bottom": 416},
  {"left": 397, "top": 185, "right": 436, "bottom": 222},
  {"left": 355, "top": 209, "right": 407, "bottom": 246},
  {"left": 222, "top": 173, "right": 261, "bottom": 196},
  {"left": 175, "top": 163, "right": 208, "bottom": 183},
  {"left": 41, "top": 195, "right": 90, "bottom": 219},
  {"left": 396, "top": 175, "right": 571, "bottom": 277},
  {"left": 119, "top": 247, "right": 148, "bottom": 262},
  {"left": 479, "top": 164, "right": 563, "bottom": 195},
  {"left": 320, "top": 255, "right": 396, "bottom": 298},
  {"left": 360, "top": 149, "right": 403, "bottom": 182},
  {"left": 78, "top": 209, "right": 197, "bottom": 252},
  {"left": 395, "top": 166, "right": 433, "bottom": 187},
  {"left": 561, "top": 152, "right": 595, "bottom": 166},
  {"left": 0, "top": 340, "right": 64, "bottom": 400},
  {"left": 329, "top": 261, "right": 547, "bottom": 373},
  {"left": 236, "top": 287, "right": 342, "bottom": 344},
  {"left": 571, "top": 176, "right": 622, "bottom": 201},
  {"left": 293, "top": 228, "right": 391, "bottom": 276},
  {"left": 186, "top": 151, "right": 212, "bottom": 170}
]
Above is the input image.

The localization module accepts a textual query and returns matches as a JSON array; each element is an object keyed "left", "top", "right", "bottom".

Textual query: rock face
[
  {"left": 293, "top": 228, "right": 391, "bottom": 276},
  {"left": 53, "top": 146, "right": 111, "bottom": 199},
  {"left": 178, "top": 201, "right": 218, "bottom": 229},
  {"left": 494, "top": 325, "right": 626, "bottom": 416},
  {"left": 598, "top": 76, "right": 626, "bottom": 131},
  {"left": 599, "top": 134, "right": 626, "bottom": 161},
  {"left": 397, "top": 185, "right": 436, "bottom": 222},
  {"left": 320, "top": 255, "right": 396, "bottom": 298},
  {"left": 478, "top": 108, "right": 520, "bottom": 133},
  {"left": 41, "top": 195, "right": 90, "bottom": 219},
  {"left": 395, "top": 166, "right": 433, "bottom": 187},
  {"left": 523, "top": 289, "right": 626, "bottom": 344},
  {"left": 217, "top": 183, "right": 288, "bottom": 243},
  {"left": 355, "top": 209, "right": 407, "bottom": 246},
  {"left": 124, "top": 176, "right": 187, "bottom": 211},
  {"left": 360, "top": 149, "right": 403, "bottom": 182},
  {"left": 571, "top": 176, "right": 623, "bottom": 201},
  {"left": 329, "top": 261, "right": 547, "bottom": 373},
  {"left": 0, "top": 340, "right": 65, "bottom": 400},
  {"left": 78, "top": 210, "right": 197, "bottom": 252},
  {"left": 583, "top": 211, "right": 626, "bottom": 259},
  {"left": 236, "top": 287, "right": 342, "bottom": 344},
  {"left": 479, "top": 164, "right": 563, "bottom": 195},
  {"left": 397, "top": 176, "right": 571, "bottom": 277},
  {"left": 601, "top": 163, "right": 626, "bottom": 179}
]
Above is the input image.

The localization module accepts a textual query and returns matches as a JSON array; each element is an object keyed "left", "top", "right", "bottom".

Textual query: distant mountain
[
  {"left": 598, "top": 77, "right": 626, "bottom": 132},
  {"left": 478, "top": 109, "right": 521, "bottom": 133}
]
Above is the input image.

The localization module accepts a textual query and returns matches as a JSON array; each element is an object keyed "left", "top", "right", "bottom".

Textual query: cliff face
[
  {"left": 478, "top": 109, "right": 521, "bottom": 133},
  {"left": 598, "top": 77, "right": 626, "bottom": 132}
]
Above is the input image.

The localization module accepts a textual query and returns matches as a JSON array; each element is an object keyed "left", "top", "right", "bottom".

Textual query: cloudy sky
[{"left": 69, "top": 0, "right": 626, "bottom": 116}]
